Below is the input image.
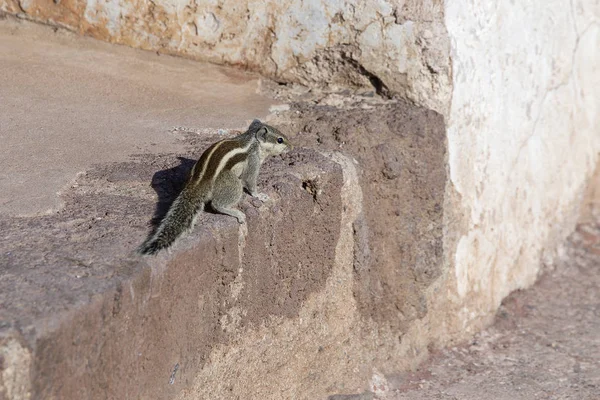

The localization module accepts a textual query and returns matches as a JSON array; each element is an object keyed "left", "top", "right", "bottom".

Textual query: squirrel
[{"left": 138, "top": 119, "right": 292, "bottom": 255}]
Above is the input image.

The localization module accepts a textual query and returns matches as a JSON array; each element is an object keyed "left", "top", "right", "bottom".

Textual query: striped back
[{"left": 188, "top": 134, "right": 255, "bottom": 188}]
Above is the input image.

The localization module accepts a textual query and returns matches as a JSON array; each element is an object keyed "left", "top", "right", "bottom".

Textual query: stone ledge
[
  {"left": 0, "top": 148, "right": 345, "bottom": 399},
  {"left": 0, "top": 97, "right": 448, "bottom": 399},
  {"left": 0, "top": 14, "right": 450, "bottom": 400}
]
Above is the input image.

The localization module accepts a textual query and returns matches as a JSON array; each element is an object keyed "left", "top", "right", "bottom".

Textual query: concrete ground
[{"left": 344, "top": 219, "right": 600, "bottom": 400}]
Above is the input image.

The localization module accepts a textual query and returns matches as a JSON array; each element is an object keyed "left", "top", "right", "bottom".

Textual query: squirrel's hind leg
[{"left": 211, "top": 171, "right": 246, "bottom": 224}]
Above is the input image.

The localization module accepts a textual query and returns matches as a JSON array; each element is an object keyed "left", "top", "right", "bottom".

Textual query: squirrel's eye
[{"left": 277, "top": 137, "right": 284, "bottom": 144}]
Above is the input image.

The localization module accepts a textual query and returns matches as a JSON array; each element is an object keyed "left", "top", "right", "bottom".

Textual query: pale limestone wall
[{"left": 443, "top": 0, "right": 600, "bottom": 333}]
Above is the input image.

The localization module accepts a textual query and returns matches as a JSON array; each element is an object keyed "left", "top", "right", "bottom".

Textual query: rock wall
[
  {"left": 0, "top": 0, "right": 451, "bottom": 113},
  {"left": 443, "top": 0, "right": 600, "bottom": 334},
  {"left": 0, "top": 0, "right": 598, "bottom": 398}
]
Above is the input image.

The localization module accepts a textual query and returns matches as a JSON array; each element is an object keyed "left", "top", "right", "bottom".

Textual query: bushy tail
[{"left": 138, "top": 188, "right": 205, "bottom": 255}]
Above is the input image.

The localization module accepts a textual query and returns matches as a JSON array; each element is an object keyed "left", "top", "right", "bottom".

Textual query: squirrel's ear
[
  {"left": 256, "top": 126, "right": 268, "bottom": 140},
  {"left": 248, "top": 119, "right": 262, "bottom": 131}
]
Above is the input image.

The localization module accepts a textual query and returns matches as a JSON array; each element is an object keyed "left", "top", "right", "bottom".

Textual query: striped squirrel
[{"left": 138, "top": 119, "right": 292, "bottom": 255}]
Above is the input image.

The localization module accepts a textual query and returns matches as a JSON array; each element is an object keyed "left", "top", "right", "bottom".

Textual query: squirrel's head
[{"left": 249, "top": 119, "right": 293, "bottom": 155}]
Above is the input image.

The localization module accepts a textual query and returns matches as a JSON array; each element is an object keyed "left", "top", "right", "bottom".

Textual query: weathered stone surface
[
  {"left": 0, "top": 0, "right": 451, "bottom": 114},
  {"left": 171, "top": 103, "right": 448, "bottom": 399},
  {"left": 443, "top": 0, "right": 600, "bottom": 337},
  {"left": 1, "top": 0, "right": 599, "bottom": 397},
  {"left": 268, "top": 102, "right": 447, "bottom": 333},
  {"left": 0, "top": 17, "right": 446, "bottom": 399},
  {"left": 0, "top": 18, "right": 451, "bottom": 398},
  {"left": 0, "top": 141, "right": 344, "bottom": 399}
]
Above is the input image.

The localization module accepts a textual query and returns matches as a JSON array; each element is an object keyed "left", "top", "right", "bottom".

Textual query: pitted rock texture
[
  {"left": 0, "top": 1, "right": 451, "bottom": 114},
  {"left": 269, "top": 100, "right": 447, "bottom": 333},
  {"left": 0, "top": 135, "right": 343, "bottom": 399},
  {"left": 0, "top": 98, "right": 449, "bottom": 399}
]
